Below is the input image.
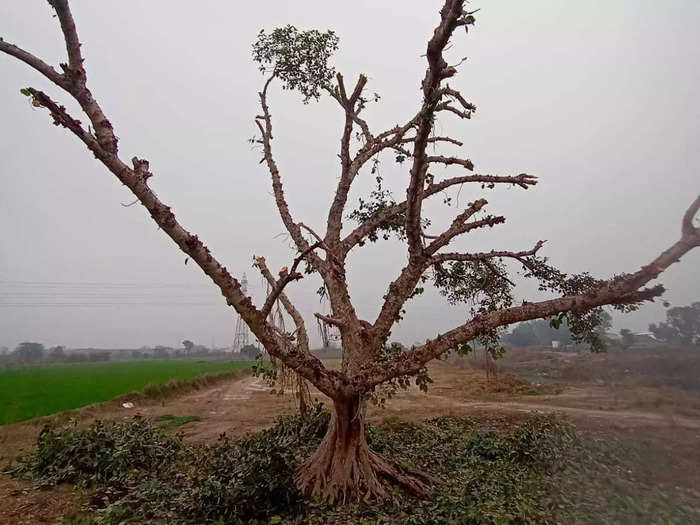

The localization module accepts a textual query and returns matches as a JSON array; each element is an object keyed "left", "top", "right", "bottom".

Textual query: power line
[
  {"left": 0, "top": 302, "right": 223, "bottom": 307},
  {"left": 0, "top": 280, "right": 216, "bottom": 288}
]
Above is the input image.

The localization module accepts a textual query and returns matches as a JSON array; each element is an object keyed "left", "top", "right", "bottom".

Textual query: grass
[
  {"left": 155, "top": 414, "right": 203, "bottom": 428},
  {"left": 0, "top": 360, "right": 251, "bottom": 425}
]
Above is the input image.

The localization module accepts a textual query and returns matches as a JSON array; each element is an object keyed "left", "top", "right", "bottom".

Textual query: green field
[{"left": 0, "top": 360, "right": 250, "bottom": 425}]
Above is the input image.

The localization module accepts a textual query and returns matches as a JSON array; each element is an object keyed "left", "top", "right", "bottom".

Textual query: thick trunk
[{"left": 295, "top": 396, "right": 431, "bottom": 503}]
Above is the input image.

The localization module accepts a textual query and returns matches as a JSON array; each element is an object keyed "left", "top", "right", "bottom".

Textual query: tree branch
[
  {"left": 260, "top": 242, "right": 322, "bottom": 317},
  {"left": 357, "top": 198, "right": 700, "bottom": 389},
  {"left": 253, "top": 255, "right": 312, "bottom": 355},
  {"left": 257, "top": 78, "right": 327, "bottom": 273},
  {"left": 436, "top": 102, "right": 472, "bottom": 119},
  {"left": 425, "top": 198, "right": 489, "bottom": 254},
  {"left": 325, "top": 73, "right": 371, "bottom": 245},
  {"left": 314, "top": 312, "right": 345, "bottom": 328},
  {"left": 341, "top": 173, "right": 538, "bottom": 253},
  {"left": 404, "top": 0, "right": 468, "bottom": 259},
  {"left": 48, "top": 0, "right": 84, "bottom": 76},
  {"left": 0, "top": 39, "right": 66, "bottom": 86},
  {"left": 427, "top": 155, "right": 474, "bottom": 171},
  {"left": 431, "top": 240, "right": 546, "bottom": 264}
]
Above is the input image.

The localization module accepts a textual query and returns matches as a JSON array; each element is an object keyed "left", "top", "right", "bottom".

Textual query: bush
[
  {"left": 181, "top": 404, "right": 329, "bottom": 522},
  {"left": 16, "top": 417, "right": 183, "bottom": 487}
]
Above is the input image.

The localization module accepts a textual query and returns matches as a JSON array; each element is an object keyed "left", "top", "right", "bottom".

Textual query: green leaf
[
  {"left": 20, "top": 88, "right": 31, "bottom": 97},
  {"left": 457, "top": 343, "right": 473, "bottom": 356}
]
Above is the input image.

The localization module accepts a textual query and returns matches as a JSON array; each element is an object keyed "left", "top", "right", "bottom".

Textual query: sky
[{"left": 0, "top": 1, "right": 698, "bottom": 351}]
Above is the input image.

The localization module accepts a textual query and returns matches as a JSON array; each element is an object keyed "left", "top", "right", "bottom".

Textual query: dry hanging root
[{"left": 269, "top": 356, "right": 312, "bottom": 419}]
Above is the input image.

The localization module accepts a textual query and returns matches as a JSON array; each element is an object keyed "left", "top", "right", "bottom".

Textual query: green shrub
[
  {"left": 16, "top": 416, "right": 183, "bottom": 487},
  {"left": 180, "top": 403, "right": 329, "bottom": 522}
]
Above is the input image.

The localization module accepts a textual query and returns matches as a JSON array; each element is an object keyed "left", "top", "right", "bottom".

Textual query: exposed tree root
[{"left": 295, "top": 398, "right": 433, "bottom": 503}]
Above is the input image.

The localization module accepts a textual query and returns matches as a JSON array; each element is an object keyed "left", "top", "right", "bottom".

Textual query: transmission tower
[{"left": 232, "top": 273, "right": 250, "bottom": 351}]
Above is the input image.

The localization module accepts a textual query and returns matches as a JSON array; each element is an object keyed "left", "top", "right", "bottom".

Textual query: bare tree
[{"left": 2, "top": 0, "right": 698, "bottom": 503}]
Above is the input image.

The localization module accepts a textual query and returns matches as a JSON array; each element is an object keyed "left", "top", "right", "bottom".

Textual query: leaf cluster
[
  {"left": 252, "top": 25, "right": 339, "bottom": 102},
  {"left": 348, "top": 171, "right": 431, "bottom": 245},
  {"left": 520, "top": 255, "right": 628, "bottom": 351}
]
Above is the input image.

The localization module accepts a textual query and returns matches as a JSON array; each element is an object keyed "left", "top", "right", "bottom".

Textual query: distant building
[{"left": 628, "top": 332, "right": 658, "bottom": 348}]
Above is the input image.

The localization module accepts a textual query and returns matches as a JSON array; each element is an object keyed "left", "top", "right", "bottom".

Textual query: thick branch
[
  {"left": 404, "top": 0, "right": 467, "bottom": 258},
  {"left": 358, "top": 198, "right": 700, "bottom": 388},
  {"left": 3, "top": 6, "right": 346, "bottom": 398},
  {"left": 326, "top": 73, "right": 370, "bottom": 244}
]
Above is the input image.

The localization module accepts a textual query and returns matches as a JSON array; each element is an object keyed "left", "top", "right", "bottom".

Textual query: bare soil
[{"left": 2, "top": 347, "right": 700, "bottom": 524}]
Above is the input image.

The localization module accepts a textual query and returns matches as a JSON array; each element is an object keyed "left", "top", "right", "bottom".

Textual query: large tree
[
  {"left": 649, "top": 302, "right": 700, "bottom": 345},
  {"left": 1, "top": 0, "right": 698, "bottom": 503}
]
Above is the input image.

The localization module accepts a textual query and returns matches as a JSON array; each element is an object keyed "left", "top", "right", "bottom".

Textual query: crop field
[{"left": 0, "top": 360, "right": 250, "bottom": 425}]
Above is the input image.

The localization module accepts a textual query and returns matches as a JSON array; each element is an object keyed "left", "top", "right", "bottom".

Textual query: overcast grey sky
[{"left": 1, "top": 1, "right": 698, "bottom": 350}]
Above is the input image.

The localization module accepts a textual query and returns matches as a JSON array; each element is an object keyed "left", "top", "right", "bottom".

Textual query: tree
[
  {"left": 153, "top": 346, "right": 170, "bottom": 359},
  {"left": 240, "top": 344, "right": 260, "bottom": 361},
  {"left": 48, "top": 345, "right": 66, "bottom": 360},
  {"left": 182, "top": 340, "right": 195, "bottom": 355},
  {"left": 1, "top": 0, "right": 698, "bottom": 503},
  {"left": 13, "top": 342, "right": 45, "bottom": 361},
  {"left": 506, "top": 322, "right": 538, "bottom": 347},
  {"left": 650, "top": 302, "right": 700, "bottom": 345},
  {"left": 619, "top": 329, "right": 635, "bottom": 348},
  {"left": 504, "top": 318, "right": 576, "bottom": 348}
]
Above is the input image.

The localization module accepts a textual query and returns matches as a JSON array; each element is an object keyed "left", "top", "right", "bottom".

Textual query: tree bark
[{"left": 295, "top": 396, "right": 432, "bottom": 503}]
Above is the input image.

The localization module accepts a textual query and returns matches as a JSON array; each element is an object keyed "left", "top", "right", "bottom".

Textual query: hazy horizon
[{"left": 1, "top": 1, "right": 698, "bottom": 351}]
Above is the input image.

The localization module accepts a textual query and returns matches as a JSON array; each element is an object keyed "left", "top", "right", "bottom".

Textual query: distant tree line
[
  {"left": 503, "top": 302, "right": 699, "bottom": 350},
  {"left": 648, "top": 302, "right": 699, "bottom": 346},
  {"left": 503, "top": 311, "right": 612, "bottom": 350},
  {"left": 0, "top": 339, "right": 237, "bottom": 368},
  {"left": 4, "top": 342, "right": 112, "bottom": 365}
]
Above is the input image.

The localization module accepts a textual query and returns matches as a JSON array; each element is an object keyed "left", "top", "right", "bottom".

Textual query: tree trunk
[{"left": 294, "top": 395, "right": 432, "bottom": 503}]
